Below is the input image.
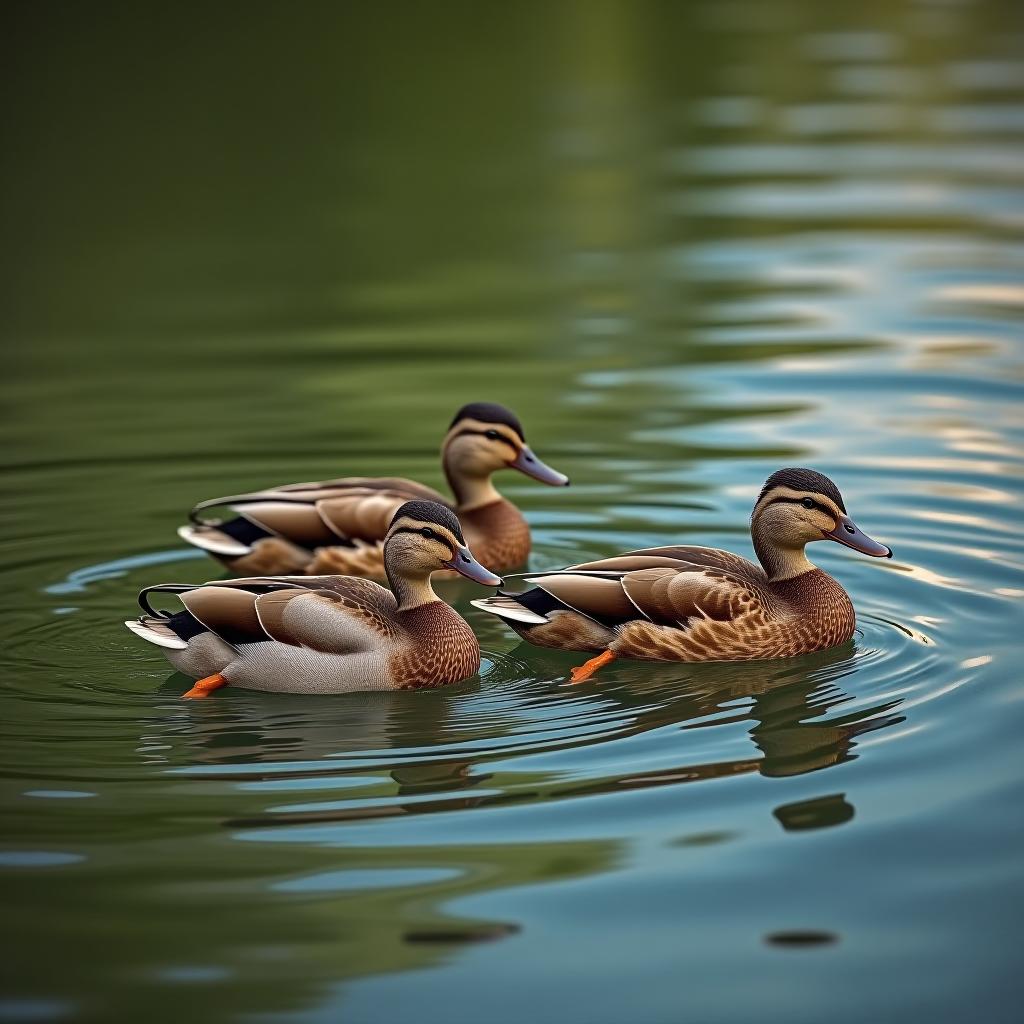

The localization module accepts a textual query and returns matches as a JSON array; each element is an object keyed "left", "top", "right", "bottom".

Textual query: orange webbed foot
[
  {"left": 569, "top": 650, "right": 616, "bottom": 683},
  {"left": 182, "top": 673, "right": 227, "bottom": 699}
]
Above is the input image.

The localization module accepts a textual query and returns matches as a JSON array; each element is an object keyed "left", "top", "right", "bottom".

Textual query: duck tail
[
  {"left": 126, "top": 585, "right": 209, "bottom": 649},
  {"left": 470, "top": 594, "right": 548, "bottom": 625}
]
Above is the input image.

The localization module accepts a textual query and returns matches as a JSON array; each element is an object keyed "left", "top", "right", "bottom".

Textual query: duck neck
[
  {"left": 443, "top": 453, "right": 503, "bottom": 512},
  {"left": 384, "top": 551, "right": 440, "bottom": 611},
  {"left": 753, "top": 530, "right": 815, "bottom": 583}
]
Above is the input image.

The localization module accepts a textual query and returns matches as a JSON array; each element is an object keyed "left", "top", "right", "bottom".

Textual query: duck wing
[
  {"left": 512, "top": 546, "right": 769, "bottom": 629},
  {"left": 188, "top": 477, "right": 451, "bottom": 548},
  {"left": 618, "top": 565, "right": 769, "bottom": 627},
  {"left": 137, "top": 575, "right": 399, "bottom": 656},
  {"left": 254, "top": 576, "right": 400, "bottom": 653},
  {"left": 569, "top": 545, "right": 765, "bottom": 579},
  {"left": 276, "top": 476, "right": 447, "bottom": 502}
]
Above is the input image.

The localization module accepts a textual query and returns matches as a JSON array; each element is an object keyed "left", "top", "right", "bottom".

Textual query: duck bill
[
  {"left": 509, "top": 446, "right": 570, "bottom": 486},
  {"left": 444, "top": 545, "right": 504, "bottom": 586},
  {"left": 825, "top": 516, "right": 893, "bottom": 558}
]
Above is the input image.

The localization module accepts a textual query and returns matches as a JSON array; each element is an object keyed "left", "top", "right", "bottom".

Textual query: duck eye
[
  {"left": 420, "top": 528, "right": 436, "bottom": 539},
  {"left": 484, "top": 430, "right": 500, "bottom": 440},
  {"left": 801, "top": 497, "right": 816, "bottom": 510}
]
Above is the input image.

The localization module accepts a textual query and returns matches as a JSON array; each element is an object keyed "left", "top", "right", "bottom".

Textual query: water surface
[{"left": 2, "top": 3, "right": 1023, "bottom": 1022}]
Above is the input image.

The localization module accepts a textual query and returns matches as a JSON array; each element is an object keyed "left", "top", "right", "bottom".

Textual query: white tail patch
[
  {"left": 177, "top": 525, "right": 250, "bottom": 557},
  {"left": 470, "top": 598, "right": 547, "bottom": 625},
  {"left": 124, "top": 619, "right": 188, "bottom": 650}
]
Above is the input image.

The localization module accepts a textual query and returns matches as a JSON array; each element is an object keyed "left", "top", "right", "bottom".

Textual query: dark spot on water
[
  {"left": 773, "top": 793, "right": 855, "bottom": 831},
  {"left": 765, "top": 930, "right": 838, "bottom": 948},
  {"left": 403, "top": 923, "right": 520, "bottom": 945},
  {"left": 671, "top": 830, "right": 738, "bottom": 847}
]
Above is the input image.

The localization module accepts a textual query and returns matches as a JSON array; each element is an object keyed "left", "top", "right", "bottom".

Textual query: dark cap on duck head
[
  {"left": 391, "top": 500, "right": 465, "bottom": 544},
  {"left": 758, "top": 468, "right": 847, "bottom": 513},
  {"left": 450, "top": 402, "right": 525, "bottom": 440}
]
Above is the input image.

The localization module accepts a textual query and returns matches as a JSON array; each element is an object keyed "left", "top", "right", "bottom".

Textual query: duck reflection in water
[
  {"left": 545, "top": 641, "right": 905, "bottom": 798},
  {"left": 141, "top": 639, "right": 903, "bottom": 828}
]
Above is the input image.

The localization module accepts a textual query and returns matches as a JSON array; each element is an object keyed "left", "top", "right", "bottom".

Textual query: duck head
[
  {"left": 441, "top": 402, "right": 569, "bottom": 508},
  {"left": 384, "top": 500, "right": 502, "bottom": 607},
  {"left": 751, "top": 468, "right": 891, "bottom": 581}
]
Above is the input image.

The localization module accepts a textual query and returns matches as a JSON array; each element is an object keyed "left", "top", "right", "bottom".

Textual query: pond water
[{"left": 3, "top": 3, "right": 1023, "bottom": 1022}]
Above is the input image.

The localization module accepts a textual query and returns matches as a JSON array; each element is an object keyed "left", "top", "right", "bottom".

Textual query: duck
[
  {"left": 177, "top": 401, "right": 569, "bottom": 579},
  {"left": 471, "top": 468, "right": 892, "bottom": 680},
  {"left": 125, "top": 500, "right": 502, "bottom": 697}
]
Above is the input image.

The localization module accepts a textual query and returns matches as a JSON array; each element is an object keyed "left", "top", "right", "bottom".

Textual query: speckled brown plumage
[
  {"left": 484, "top": 556, "right": 856, "bottom": 663},
  {"left": 305, "top": 540, "right": 388, "bottom": 579},
  {"left": 611, "top": 569, "right": 854, "bottom": 662},
  {"left": 390, "top": 602, "right": 481, "bottom": 689},
  {"left": 520, "top": 608, "right": 615, "bottom": 651},
  {"left": 473, "top": 470, "right": 889, "bottom": 666}
]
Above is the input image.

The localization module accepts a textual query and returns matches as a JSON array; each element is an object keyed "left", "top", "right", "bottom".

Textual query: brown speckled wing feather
[
  {"left": 304, "top": 542, "right": 387, "bottom": 579},
  {"left": 305, "top": 574, "right": 400, "bottom": 613},
  {"left": 621, "top": 566, "right": 768, "bottom": 626},
  {"left": 254, "top": 578, "right": 399, "bottom": 653},
  {"left": 522, "top": 543, "right": 771, "bottom": 632}
]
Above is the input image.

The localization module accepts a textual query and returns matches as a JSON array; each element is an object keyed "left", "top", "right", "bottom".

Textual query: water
[{"left": 3, "top": 3, "right": 1023, "bottom": 1022}]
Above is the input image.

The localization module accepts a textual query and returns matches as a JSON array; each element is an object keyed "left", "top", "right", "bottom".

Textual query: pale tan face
[
  {"left": 441, "top": 417, "right": 523, "bottom": 478},
  {"left": 384, "top": 515, "right": 464, "bottom": 576},
  {"left": 751, "top": 485, "right": 844, "bottom": 549}
]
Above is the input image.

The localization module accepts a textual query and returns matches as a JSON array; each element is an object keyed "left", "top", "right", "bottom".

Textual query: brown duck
[
  {"left": 472, "top": 469, "right": 892, "bottom": 680},
  {"left": 127, "top": 501, "right": 502, "bottom": 697},
  {"left": 177, "top": 402, "right": 568, "bottom": 580}
]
